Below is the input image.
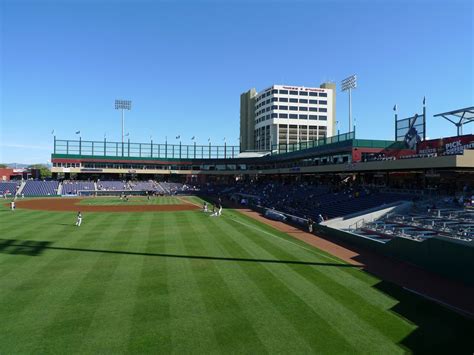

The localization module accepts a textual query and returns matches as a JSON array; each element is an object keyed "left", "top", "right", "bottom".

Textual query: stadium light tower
[
  {"left": 115, "top": 99, "right": 132, "bottom": 144},
  {"left": 341, "top": 75, "right": 357, "bottom": 132}
]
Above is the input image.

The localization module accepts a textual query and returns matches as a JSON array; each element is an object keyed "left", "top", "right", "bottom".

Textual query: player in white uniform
[
  {"left": 10, "top": 200, "right": 15, "bottom": 211},
  {"left": 203, "top": 202, "right": 208, "bottom": 212},
  {"left": 218, "top": 203, "right": 223, "bottom": 216},
  {"left": 75, "top": 211, "right": 83, "bottom": 227}
]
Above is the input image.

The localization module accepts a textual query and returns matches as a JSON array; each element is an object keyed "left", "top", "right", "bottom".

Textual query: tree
[
  {"left": 0, "top": 164, "right": 7, "bottom": 168},
  {"left": 29, "top": 164, "right": 52, "bottom": 179}
]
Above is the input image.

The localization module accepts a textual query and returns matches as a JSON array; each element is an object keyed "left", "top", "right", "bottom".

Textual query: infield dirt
[{"left": 12, "top": 198, "right": 199, "bottom": 212}]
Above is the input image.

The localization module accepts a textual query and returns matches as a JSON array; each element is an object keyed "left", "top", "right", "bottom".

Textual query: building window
[
  {"left": 271, "top": 105, "right": 278, "bottom": 110},
  {"left": 266, "top": 107, "right": 271, "bottom": 112},
  {"left": 319, "top": 115, "right": 327, "bottom": 120},
  {"left": 266, "top": 114, "right": 271, "bottom": 120},
  {"left": 309, "top": 99, "right": 318, "bottom": 104},
  {"left": 319, "top": 100, "right": 327, "bottom": 105},
  {"left": 289, "top": 106, "right": 298, "bottom": 111},
  {"left": 299, "top": 99, "right": 308, "bottom": 103},
  {"left": 289, "top": 98, "right": 298, "bottom": 103},
  {"left": 271, "top": 113, "right": 278, "bottom": 118},
  {"left": 279, "top": 97, "right": 288, "bottom": 102},
  {"left": 266, "top": 99, "right": 270, "bottom": 104},
  {"left": 272, "top": 89, "right": 278, "bottom": 94},
  {"left": 299, "top": 114, "right": 308, "bottom": 119},
  {"left": 309, "top": 92, "right": 318, "bottom": 97},
  {"left": 299, "top": 106, "right": 308, "bottom": 111},
  {"left": 300, "top": 91, "right": 308, "bottom": 96},
  {"left": 290, "top": 90, "right": 298, "bottom": 95},
  {"left": 279, "top": 113, "right": 288, "bottom": 118},
  {"left": 289, "top": 114, "right": 298, "bottom": 119},
  {"left": 271, "top": 97, "right": 278, "bottom": 102},
  {"left": 319, "top": 108, "right": 327, "bottom": 112},
  {"left": 320, "top": 92, "right": 327, "bottom": 97},
  {"left": 309, "top": 115, "right": 318, "bottom": 120},
  {"left": 279, "top": 105, "right": 288, "bottom": 110},
  {"left": 279, "top": 89, "right": 288, "bottom": 94},
  {"left": 309, "top": 107, "right": 318, "bottom": 112}
]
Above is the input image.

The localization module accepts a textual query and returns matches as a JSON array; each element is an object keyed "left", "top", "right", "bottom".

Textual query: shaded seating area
[{"left": 22, "top": 181, "right": 59, "bottom": 196}]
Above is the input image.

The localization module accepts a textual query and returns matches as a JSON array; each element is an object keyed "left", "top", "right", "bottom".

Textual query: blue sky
[{"left": 1, "top": 0, "right": 473, "bottom": 164}]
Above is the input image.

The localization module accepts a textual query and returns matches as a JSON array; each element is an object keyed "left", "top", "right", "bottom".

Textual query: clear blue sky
[{"left": 1, "top": 0, "right": 472, "bottom": 164}]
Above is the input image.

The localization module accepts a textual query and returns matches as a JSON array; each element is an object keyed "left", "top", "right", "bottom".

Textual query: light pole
[
  {"left": 115, "top": 99, "right": 132, "bottom": 145},
  {"left": 341, "top": 75, "right": 357, "bottom": 132}
]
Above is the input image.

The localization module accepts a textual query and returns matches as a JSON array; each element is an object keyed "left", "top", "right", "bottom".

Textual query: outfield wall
[{"left": 315, "top": 224, "right": 474, "bottom": 286}]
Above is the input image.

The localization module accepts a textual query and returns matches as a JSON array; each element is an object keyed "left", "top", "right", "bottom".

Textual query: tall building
[
  {"left": 240, "top": 88, "right": 257, "bottom": 151},
  {"left": 240, "top": 82, "right": 336, "bottom": 151}
]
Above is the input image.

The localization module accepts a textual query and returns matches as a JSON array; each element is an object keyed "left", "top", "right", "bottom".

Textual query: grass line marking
[{"left": 225, "top": 214, "right": 352, "bottom": 265}]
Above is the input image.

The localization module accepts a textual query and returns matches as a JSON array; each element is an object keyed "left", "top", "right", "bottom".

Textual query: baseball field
[{"left": 0, "top": 197, "right": 472, "bottom": 353}]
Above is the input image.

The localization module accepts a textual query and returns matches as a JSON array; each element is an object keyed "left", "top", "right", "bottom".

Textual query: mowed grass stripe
[
  {"left": 214, "top": 212, "right": 406, "bottom": 353},
  {"left": 164, "top": 212, "right": 220, "bottom": 353},
  {"left": 79, "top": 196, "right": 183, "bottom": 206},
  {"left": 205, "top": 212, "right": 355, "bottom": 353},
  {"left": 128, "top": 212, "right": 172, "bottom": 352},
  {"left": 0, "top": 213, "right": 116, "bottom": 353},
  {"left": 226, "top": 210, "right": 400, "bottom": 310},
  {"left": 175, "top": 212, "right": 268, "bottom": 354},
  {"left": 78, "top": 212, "right": 154, "bottom": 353},
  {"left": 187, "top": 212, "right": 318, "bottom": 353},
  {"left": 29, "top": 213, "right": 136, "bottom": 353}
]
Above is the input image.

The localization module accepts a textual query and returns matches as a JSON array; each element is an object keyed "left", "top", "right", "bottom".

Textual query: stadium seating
[
  {"left": 62, "top": 181, "right": 95, "bottom": 195},
  {"left": 0, "top": 181, "right": 20, "bottom": 196},
  {"left": 97, "top": 180, "right": 128, "bottom": 191},
  {"left": 22, "top": 180, "right": 59, "bottom": 196}
]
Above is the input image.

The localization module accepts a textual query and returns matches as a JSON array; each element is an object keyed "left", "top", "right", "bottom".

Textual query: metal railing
[
  {"left": 271, "top": 131, "right": 355, "bottom": 155},
  {"left": 53, "top": 138, "right": 240, "bottom": 160}
]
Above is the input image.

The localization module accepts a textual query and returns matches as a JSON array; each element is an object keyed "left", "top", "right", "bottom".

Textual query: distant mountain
[{"left": 3, "top": 163, "right": 52, "bottom": 169}]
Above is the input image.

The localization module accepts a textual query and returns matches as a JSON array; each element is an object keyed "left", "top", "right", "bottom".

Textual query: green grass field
[
  {"left": 0, "top": 198, "right": 472, "bottom": 353},
  {"left": 79, "top": 196, "right": 184, "bottom": 206}
]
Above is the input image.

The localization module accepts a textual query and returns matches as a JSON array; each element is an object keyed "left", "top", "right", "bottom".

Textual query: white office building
[{"left": 240, "top": 82, "right": 336, "bottom": 151}]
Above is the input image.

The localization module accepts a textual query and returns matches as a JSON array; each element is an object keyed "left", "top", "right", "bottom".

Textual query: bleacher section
[
  {"left": 22, "top": 181, "right": 59, "bottom": 196},
  {"left": 97, "top": 181, "right": 128, "bottom": 191},
  {"left": 355, "top": 206, "right": 474, "bottom": 243},
  {"left": 0, "top": 181, "right": 21, "bottom": 196},
  {"left": 227, "top": 182, "right": 411, "bottom": 220},
  {"left": 62, "top": 181, "right": 95, "bottom": 195}
]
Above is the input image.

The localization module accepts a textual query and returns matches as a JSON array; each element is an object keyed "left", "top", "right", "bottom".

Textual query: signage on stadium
[
  {"left": 282, "top": 86, "right": 325, "bottom": 92},
  {"left": 417, "top": 134, "right": 474, "bottom": 155},
  {"left": 80, "top": 168, "right": 103, "bottom": 172}
]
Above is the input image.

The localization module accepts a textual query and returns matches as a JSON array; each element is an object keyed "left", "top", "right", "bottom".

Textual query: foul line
[
  {"left": 177, "top": 196, "right": 202, "bottom": 208},
  {"left": 225, "top": 214, "right": 351, "bottom": 265}
]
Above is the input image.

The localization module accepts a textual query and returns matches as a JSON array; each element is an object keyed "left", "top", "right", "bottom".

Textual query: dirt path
[
  {"left": 238, "top": 208, "right": 474, "bottom": 317},
  {"left": 12, "top": 198, "right": 199, "bottom": 213}
]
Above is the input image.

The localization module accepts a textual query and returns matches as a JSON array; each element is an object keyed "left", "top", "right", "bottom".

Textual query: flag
[
  {"left": 191, "top": 136, "right": 195, "bottom": 140},
  {"left": 176, "top": 135, "right": 180, "bottom": 139},
  {"left": 51, "top": 129, "right": 55, "bottom": 135},
  {"left": 208, "top": 138, "right": 211, "bottom": 142},
  {"left": 423, "top": 96, "right": 426, "bottom": 105},
  {"left": 75, "top": 131, "right": 80, "bottom": 135},
  {"left": 125, "top": 133, "right": 129, "bottom": 137},
  {"left": 393, "top": 105, "right": 397, "bottom": 111}
]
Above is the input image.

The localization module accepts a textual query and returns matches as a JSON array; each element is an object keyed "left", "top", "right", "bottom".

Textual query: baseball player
[
  {"left": 203, "top": 202, "right": 208, "bottom": 212},
  {"left": 75, "top": 211, "right": 83, "bottom": 227},
  {"left": 10, "top": 200, "right": 15, "bottom": 211},
  {"left": 218, "top": 203, "right": 223, "bottom": 216}
]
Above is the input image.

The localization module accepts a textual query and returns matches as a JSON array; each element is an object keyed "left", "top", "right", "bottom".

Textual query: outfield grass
[
  {"left": 78, "top": 196, "right": 185, "bottom": 206},
  {"left": 0, "top": 200, "right": 472, "bottom": 353}
]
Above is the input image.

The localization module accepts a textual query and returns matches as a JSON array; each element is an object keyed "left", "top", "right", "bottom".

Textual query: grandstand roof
[{"left": 434, "top": 106, "right": 474, "bottom": 135}]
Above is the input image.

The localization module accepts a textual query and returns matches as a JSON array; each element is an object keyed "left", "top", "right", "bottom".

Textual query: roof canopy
[{"left": 434, "top": 106, "right": 474, "bottom": 135}]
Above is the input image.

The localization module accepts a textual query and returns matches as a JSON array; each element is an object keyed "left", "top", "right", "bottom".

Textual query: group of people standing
[{"left": 203, "top": 201, "right": 223, "bottom": 217}]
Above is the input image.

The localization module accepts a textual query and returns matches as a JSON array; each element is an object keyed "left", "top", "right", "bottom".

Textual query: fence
[{"left": 54, "top": 138, "right": 240, "bottom": 160}]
